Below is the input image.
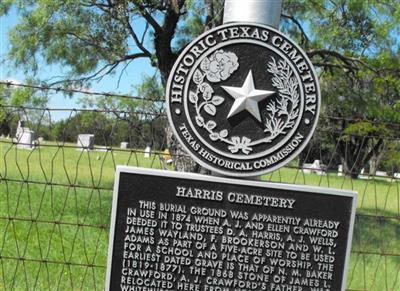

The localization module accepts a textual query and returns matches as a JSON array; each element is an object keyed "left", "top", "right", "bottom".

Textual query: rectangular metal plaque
[{"left": 106, "top": 166, "right": 357, "bottom": 291}]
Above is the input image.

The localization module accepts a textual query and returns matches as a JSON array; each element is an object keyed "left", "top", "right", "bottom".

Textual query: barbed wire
[
  {"left": 0, "top": 255, "right": 106, "bottom": 268},
  {"left": 1, "top": 83, "right": 400, "bottom": 128},
  {"left": 0, "top": 104, "right": 165, "bottom": 118},
  {"left": 0, "top": 80, "right": 165, "bottom": 102}
]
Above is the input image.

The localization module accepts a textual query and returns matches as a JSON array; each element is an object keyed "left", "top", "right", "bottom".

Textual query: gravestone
[
  {"left": 376, "top": 170, "right": 388, "bottom": 177},
  {"left": 358, "top": 168, "right": 371, "bottom": 180},
  {"left": 77, "top": 134, "right": 94, "bottom": 150},
  {"left": 144, "top": 146, "right": 151, "bottom": 158},
  {"left": 302, "top": 161, "right": 325, "bottom": 175},
  {"left": 338, "top": 164, "right": 343, "bottom": 176},
  {"left": 310, "top": 160, "right": 326, "bottom": 176},
  {"left": 120, "top": 142, "right": 129, "bottom": 149},
  {"left": 96, "top": 146, "right": 108, "bottom": 152},
  {"left": 106, "top": 167, "right": 357, "bottom": 291},
  {"left": 15, "top": 120, "right": 35, "bottom": 149}
]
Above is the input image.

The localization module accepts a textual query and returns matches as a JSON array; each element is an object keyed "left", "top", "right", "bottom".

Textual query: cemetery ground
[{"left": 0, "top": 140, "right": 399, "bottom": 290}]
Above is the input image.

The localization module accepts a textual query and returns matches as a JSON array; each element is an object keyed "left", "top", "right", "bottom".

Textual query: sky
[{"left": 0, "top": 6, "right": 156, "bottom": 120}]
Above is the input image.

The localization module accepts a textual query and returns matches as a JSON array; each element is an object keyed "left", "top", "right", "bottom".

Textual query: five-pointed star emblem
[{"left": 221, "top": 70, "right": 275, "bottom": 123}]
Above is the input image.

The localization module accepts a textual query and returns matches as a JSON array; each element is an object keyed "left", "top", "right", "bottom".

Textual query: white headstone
[
  {"left": 96, "top": 146, "right": 107, "bottom": 152},
  {"left": 338, "top": 164, "right": 343, "bottom": 176},
  {"left": 15, "top": 121, "right": 35, "bottom": 149},
  {"left": 77, "top": 134, "right": 94, "bottom": 150},
  {"left": 358, "top": 168, "right": 371, "bottom": 180},
  {"left": 376, "top": 170, "right": 388, "bottom": 177},
  {"left": 144, "top": 146, "right": 151, "bottom": 158},
  {"left": 17, "top": 129, "right": 35, "bottom": 149},
  {"left": 302, "top": 160, "right": 326, "bottom": 175},
  {"left": 310, "top": 160, "right": 325, "bottom": 175},
  {"left": 120, "top": 142, "right": 129, "bottom": 149}
]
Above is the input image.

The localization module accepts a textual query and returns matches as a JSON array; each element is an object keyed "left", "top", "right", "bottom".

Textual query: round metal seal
[{"left": 166, "top": 23, "right": 320, "bottom": 177}]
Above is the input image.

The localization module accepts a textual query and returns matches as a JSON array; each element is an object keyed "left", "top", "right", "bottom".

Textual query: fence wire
[{"left": 0, "top": 86, "right": 399, "bottom": 291}]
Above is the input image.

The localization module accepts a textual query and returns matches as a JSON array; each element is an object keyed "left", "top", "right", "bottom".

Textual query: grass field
[{"left": 0, "top": 140, "right": 399, "bottom": 290}]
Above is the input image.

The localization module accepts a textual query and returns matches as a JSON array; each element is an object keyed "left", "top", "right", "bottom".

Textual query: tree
[
  {"left": 0, "top": 82, "right": 48, "bottom": 136},
  {"left": 0, "top": 0, "right": 219, "bottom": 87},
  {"left": 2, "top": 0, "right": 400, "bottom": 173},
  {"left": 52, "top": 110, "right": 132, "bottom": 146},
  {"left": 78, "top": 74, "right": 167, "bottom": 149},
  {"left": 320, "top": 70, "right": 400, "bottom": 177},
  {"left": 282, "top": 0, "right": 400, "bottom": 176},
  {"left": 3, "top": 1, "right": 399, "bottom": 86},
  {"left": 380, "top": 141, "right": 400, "bottom": 176}
]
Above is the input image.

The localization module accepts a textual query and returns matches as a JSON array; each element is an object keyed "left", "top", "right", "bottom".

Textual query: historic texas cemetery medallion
[{"left": 166, "top": 23, "right": 320, "bottom": 177}]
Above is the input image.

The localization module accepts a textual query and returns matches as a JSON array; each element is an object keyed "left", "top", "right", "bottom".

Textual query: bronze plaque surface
[{"left": 106, "top": 167, "right": 356, "bottom": 291}]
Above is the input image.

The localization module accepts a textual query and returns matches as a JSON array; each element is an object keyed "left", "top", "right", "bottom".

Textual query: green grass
[
  {"left": 263, "top": 168, "right": 400, "bottom": 216},
  {"left": 0, "top": 141, "right": 399, "bottom": 290}
]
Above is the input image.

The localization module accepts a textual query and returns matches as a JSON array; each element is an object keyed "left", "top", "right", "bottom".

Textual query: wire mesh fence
[{"left": 0, "top": 83, "right": 399, "bottom": 290}]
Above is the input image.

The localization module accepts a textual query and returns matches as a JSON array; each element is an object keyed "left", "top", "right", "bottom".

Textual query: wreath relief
[
  {"left": 264, "top": 58, "right": 300, "bottom": 138},
  {"left": 189, "top": 49, "right": 299, "bottom": 155}
]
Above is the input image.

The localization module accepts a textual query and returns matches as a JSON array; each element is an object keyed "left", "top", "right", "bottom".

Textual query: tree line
[
  {"left": 1, "top": 81, "right": 399, "bottom": 177},
  {"left": 1, "top": 0, "right": 400, "bottom": 177}
]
